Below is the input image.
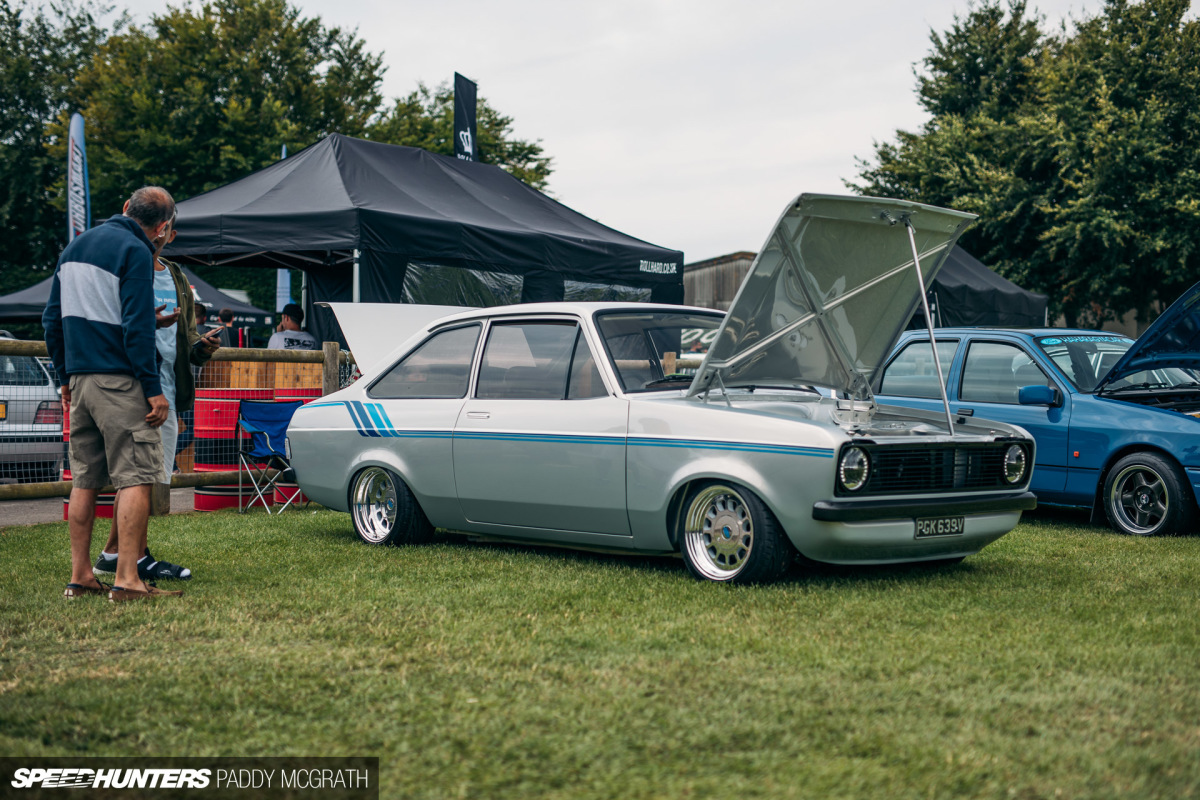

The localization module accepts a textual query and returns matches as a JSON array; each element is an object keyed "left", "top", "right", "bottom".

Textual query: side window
[
  {"left": 369, "top": 324, "right": 481, "bottom": 399},
  {"left": 476, "top": 322, "right": 578, "bottom": 400},
  {"left": 567, "top": 330, "right": 607, "bottom": 399},
  {"left": 960, "top": 342, "right": 1050, "bottom": 404},
  {"left": 879, "top": 340, "right": 958, "bottom": 398}
]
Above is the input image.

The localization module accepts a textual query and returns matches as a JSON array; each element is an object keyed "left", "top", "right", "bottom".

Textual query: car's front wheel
[
  {"left": 349, "top": 466, "right": 434, "bottom": 546},
  {"left": 678, "top": 482, "right": 792, "bottom": 583},
  {"left": 1102, "top": 452, "right": 1196, "bottom": 536}
]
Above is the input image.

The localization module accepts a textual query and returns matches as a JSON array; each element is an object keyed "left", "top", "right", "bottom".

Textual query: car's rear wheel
[
  {"left": 349, "top": 466, "right": 433, "bottom": 546},
  {"left": 1103, "top": 452, "right": 1196, "bottom": 536},
  {"left": 678, "top": 482, "right": 792, "bottom": 583}
]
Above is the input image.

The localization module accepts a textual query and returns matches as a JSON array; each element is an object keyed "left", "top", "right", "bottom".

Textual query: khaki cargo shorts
[{"left": 68, "top": 374, "right": 163, "bottom": 490}]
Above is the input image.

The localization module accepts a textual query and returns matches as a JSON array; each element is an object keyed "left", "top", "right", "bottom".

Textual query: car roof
[
  {"left": 428, "top": 301, "right": 724, "bottom": 327},
  {"left": 901, "top": 327, "right": 1131, "bottom": 339}
]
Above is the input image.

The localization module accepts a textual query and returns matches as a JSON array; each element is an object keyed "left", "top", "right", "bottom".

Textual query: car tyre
[
  {"left": 1103, "top": 452, "right": 1196, "bottom": 536},
  {"left": 349, "top": 466, "right": 434, "bottom": 546},
  {"left": 678, "top": 482, "right": 792, "bottom": 583}
]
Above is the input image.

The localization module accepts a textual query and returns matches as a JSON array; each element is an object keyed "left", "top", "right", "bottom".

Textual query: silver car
[
  {"left": 0, "top": 335, "right": 64, "bottom": 482},
  {"left": 286, "top": 194, "right": 1037, "bottom": 582}
]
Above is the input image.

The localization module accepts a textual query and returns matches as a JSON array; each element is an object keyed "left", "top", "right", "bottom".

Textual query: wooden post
[
  {"left": 151, "top": 483, "right": 172, "bottom": 516},
  {"left": 322, "top": 341, "right": 341, "bottom": 397},
  {"left": 663, "top": 351, "right": 677, "bottom": 375}
]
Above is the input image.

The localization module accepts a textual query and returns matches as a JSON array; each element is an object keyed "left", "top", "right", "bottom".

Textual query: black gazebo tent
[
  {"left": 164, "top": 134, "right": 685, "bottom": 342},
  {"left": 909, "top": 246, "right": 1048, "bottom": 329},
  {"left": 0, "top": 270, "right": 272, "bottom": 327}
]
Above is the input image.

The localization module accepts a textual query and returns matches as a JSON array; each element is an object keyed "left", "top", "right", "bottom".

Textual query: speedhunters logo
[
  {"left": 11, "top": 768, "right": 211, "bottom": 789},
  {"left": 1, "top": 758, "right": 378, "bottom": 798}
]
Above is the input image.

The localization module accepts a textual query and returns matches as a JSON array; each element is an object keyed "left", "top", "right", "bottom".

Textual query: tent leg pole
[
  {"left": 300, "top": 271, "right": 308, "bottom": 314},
  {"left": 353, "top": 248, "right": 360, "bottom": 303}
]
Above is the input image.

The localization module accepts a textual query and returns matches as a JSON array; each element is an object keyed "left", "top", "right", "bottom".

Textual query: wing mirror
[{"left": 1018, "top": 385, "right": 1062, "bottom": 407}]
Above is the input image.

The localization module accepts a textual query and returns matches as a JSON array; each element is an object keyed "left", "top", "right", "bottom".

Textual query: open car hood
[
  {"left": 1094, "top": 279, "right": 1200, "bottom": 392},
  {"left": 687, "top": 194, "right": 976, "bottom": 399},
  {"left": 322, "top": 303, "right": 475, "bottom": 373}
]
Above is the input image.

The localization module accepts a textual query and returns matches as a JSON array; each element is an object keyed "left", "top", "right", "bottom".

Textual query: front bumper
[{"left": 812, "top": 491, "right": 1037, "bottom": 522}]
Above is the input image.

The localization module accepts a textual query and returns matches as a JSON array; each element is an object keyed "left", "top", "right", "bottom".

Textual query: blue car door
[{"left": 953, "top": 338, "right": 1070, "bottom": 497}]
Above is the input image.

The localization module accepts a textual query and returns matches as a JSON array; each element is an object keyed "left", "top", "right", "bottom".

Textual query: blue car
[{"left": 875, "top": 283, "right": 1200, "bottom": 536}]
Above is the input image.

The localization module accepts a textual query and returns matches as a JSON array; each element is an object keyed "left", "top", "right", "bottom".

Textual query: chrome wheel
[
  {"left": 1108, "top": 464, "right": 1168, "bottom": 535},
  {"left": 683, "top": 484, "right": 755, "bottom": 580},
  {"left": 352, "top": 467, "right": 397, "bottom": 544}
]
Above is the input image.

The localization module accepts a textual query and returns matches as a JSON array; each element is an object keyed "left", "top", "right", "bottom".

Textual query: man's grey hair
[{"left": 125, "top": 186, "right": 176, "bottom": 230}]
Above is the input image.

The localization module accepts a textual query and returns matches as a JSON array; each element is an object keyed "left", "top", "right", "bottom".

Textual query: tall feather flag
[
  {"left": 454, "top": 72, "right": 478, "bottom": 162},
  {"left": 66, "top": 112, "right": 91, "bottom": 241}
]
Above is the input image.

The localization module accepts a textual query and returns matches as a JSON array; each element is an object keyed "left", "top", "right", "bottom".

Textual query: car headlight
[
  {"left": 285, "top": 436, "right": 292, "bottom": 460},
  {"left": 838, "top": 446, "right": 870, "bottom": 492},
  {"left": 1004, "top": 444, "right": 1027, "bottom": 484}
]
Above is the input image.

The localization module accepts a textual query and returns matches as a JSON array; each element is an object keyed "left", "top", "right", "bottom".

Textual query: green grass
[{"left": 1, "top": 507, "right": 1198, "bottom": 799}]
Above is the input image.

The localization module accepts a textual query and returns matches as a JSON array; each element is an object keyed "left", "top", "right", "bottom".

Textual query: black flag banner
[{"left": 454, "top": 72, "right": 478, "bottom": 161}]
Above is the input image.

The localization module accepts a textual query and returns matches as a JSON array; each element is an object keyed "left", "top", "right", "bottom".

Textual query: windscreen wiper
[
  {"left": 735, "top": 384, "right": 821, "bottom": 394},
  {"left": 1102, "top": 381, "right": 1174, "bottom": 393},
  {"left": 641, "top": 375, "right": 695, "bottom": 389}
]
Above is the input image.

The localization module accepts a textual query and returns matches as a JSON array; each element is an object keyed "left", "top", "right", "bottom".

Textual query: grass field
[{"left": 1, "top": 506, "right": 1198, "bottom": 799}]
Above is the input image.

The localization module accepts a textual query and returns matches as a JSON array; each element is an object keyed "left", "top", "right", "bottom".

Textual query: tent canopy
[
  {"left": 909, "top": 246, "right": 1048, "bottom": 328},
  {"left": 0, "top": 269, "right": 272, "bottom": 327},
  {"left": 164, "top": 133, "right": 684, "bottom": 302}
]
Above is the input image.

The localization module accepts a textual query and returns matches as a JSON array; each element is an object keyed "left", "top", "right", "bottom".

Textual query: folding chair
[{"left": 237, "top": 400, "right": 304, "bottom": 514}]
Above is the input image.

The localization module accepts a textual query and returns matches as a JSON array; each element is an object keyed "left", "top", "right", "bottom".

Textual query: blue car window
[
  {"left": 369, "top": 324, "right": 481, "bottom": 399},
  {"left": 961, "top": 342, "right": 1049, "bottom": 404},
  {"left": 476, "top": 322, "right": 578, "bottom": 400},
  {"left": 879, "top": 340, "right": 958, "bottom": 398}
]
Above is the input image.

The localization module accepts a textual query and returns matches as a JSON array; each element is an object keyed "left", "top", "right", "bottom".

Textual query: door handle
[
  {"left": 466, "top": 411, "right": 490, "bottom": 420},
  {"left": 955, "top": 408, "right": 975, "bottom": 416}
]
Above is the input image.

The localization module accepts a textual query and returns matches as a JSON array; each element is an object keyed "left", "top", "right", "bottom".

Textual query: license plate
[{"left": 915, "top": 516, "right": 964, "bottom": 538}]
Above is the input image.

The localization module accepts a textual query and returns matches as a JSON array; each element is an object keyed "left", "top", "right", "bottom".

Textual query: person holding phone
[{"left": 92, "top": 211, "right": 221, "bottom": 584}]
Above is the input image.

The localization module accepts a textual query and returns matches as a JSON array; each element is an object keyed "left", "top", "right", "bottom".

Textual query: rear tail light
[{"left": 34, "top": 400, "right": 63, "bottom": 425}]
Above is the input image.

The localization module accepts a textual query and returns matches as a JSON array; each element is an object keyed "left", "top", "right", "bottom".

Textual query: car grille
[{"left": 835, "top": 442, "right": 1027, "bottom": 497}]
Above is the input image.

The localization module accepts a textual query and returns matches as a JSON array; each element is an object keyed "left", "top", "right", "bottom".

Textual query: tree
[
  {"left": 0, "top": 0, "right": 108, "bottom": 301},
  {"left": 52, "top": 0, "right": 386, "bottom": 219},
  {"left": 852, "top": 0, "right": 1200, "bottom": 327},
  {"left": 46, "top": 0, "right": 552, "bottom": 312}
]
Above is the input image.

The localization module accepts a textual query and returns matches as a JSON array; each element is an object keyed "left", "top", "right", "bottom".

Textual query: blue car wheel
[{"left": 1102, "top": 452, "right": 1197, "bottom": 537}]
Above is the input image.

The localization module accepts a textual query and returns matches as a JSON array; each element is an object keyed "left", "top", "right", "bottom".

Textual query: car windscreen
[
  {"left": 595, "top": 311, "right": 723, "bottom": 393},
  {"left": 1029, "top": 334, "right": 1188, "bottom": 392}
]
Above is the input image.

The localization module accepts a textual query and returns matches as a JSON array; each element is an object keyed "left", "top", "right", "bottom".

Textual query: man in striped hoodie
[{"left": 44, "top": 186, "right": 181, "bottom": 602}]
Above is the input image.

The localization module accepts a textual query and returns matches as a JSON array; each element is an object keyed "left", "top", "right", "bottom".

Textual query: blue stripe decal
[
  {"left": 455, "top": 431, "right": 625, "bottom": 446},
  {"left": 310, "top": 401, "right": 833, "bottom": 458},
  {"left": 363, "top": 403, "right": 394, "bottom": 437},
  {"left": 373, "top": 403, "right": 397, "bottom": 431},
  {"left": 352, "top": 401, "right": 383, "bottom": 437},
  {"left": 346, "top": 401, "right": 378, "bottom": 437},
  {"left": 300, "top": 402, "right": 342, "bottom": 409},
  {"left": 629, "top": 437, "right": 834, "bottom": 458}
]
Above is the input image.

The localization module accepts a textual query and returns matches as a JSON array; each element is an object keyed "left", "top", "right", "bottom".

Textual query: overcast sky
[{"left": 121, "top": 0, "right": 1181, "bottom": 262}]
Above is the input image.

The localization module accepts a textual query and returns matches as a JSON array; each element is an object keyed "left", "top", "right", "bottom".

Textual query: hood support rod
[{"left": 904, "top": 219, "right": 956, "bottom": 436}]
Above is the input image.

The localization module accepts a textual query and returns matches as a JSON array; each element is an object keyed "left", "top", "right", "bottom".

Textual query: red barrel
[{"left": 193, "top": 388, "right": 274, "bottom": 511}]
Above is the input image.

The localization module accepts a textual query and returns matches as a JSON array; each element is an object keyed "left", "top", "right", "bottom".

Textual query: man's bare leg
[
  {"left": 113, "top": 484, "right": 151, "bottom": 592},
  {"left": 97, "top": 494, "right": 150, "bottom": 566},
  {"left": 69, "top": 487, "right": 103, "bottom": 587},
  {"left": 100, "top": 498, "right": 119, "bottom": 556}
]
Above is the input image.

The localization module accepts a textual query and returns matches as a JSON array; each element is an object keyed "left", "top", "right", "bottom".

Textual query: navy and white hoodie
[{"left": 43, "top": 214, "right": 163, "bottom": 399}]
